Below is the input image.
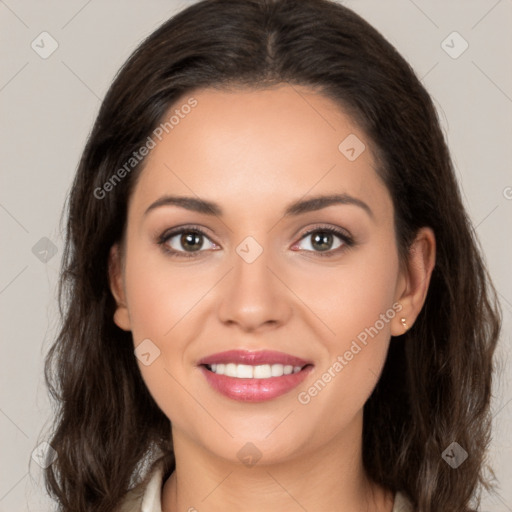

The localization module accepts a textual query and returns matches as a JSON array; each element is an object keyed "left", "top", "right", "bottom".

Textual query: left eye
[{"left": 293, "top": 228, "right": 350, "bottom": 254}]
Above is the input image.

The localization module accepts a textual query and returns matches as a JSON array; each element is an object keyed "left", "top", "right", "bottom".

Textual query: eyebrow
[{"left": 144, "top": 193, "right": 374, "bottom": 220}]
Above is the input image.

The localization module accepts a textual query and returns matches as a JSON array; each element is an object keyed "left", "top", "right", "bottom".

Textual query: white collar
[{"left": 140, "top": 458, "right": 165, "bottom": 512}]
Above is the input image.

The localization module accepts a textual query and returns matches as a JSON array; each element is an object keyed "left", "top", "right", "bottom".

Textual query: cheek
[
  {"left": 293, "top": 240, "right": 399, "bottom": 415},
  {"left": 292, "top": 237, "right": 400, "bottom": 347},
  {"left": 122, "top": 273, "right": 194, "bottom": 435},
  {"left": 122, "top": 246, "right": 217, "bottom": 426},
  {"left": 123, "top": 244, "right": 212, "bottom": 343}
]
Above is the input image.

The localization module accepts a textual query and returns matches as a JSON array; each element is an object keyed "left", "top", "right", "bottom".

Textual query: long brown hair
[{"left": 40, "top": 1, "right": 501, "bottom": 510}]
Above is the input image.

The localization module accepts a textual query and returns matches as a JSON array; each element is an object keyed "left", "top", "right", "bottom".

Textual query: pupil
[
  {"left": 182, "top": 232, "right": 202, "bottom": 251},
  {"left": 312, "top": 232, "right": 332, "bottom": 251}
]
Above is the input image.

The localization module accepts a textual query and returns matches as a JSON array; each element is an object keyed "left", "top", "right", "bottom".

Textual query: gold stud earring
[{"left": 400, "top": 317, "right": 408, "bottom": 331}]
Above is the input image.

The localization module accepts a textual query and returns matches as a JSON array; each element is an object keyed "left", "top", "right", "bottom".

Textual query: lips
[
  {"left": 198, "top": 350, "right": 314, "bottom": 402},
  {"left": 198, "top": 350, "right": 311, "bottom": 367}
]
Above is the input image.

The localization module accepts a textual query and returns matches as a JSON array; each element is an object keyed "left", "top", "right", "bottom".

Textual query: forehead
[{"left": 129, "top": 84, "right": 392, "bottom": 221}]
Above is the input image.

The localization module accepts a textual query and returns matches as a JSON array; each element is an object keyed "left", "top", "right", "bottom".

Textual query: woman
[{"left": 41, "top": 0, "right": 501, "bottom": 511}]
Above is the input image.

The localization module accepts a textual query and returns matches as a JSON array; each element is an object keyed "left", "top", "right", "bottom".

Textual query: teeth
[
  {"left": 208, "top": 363, "right": 303, "bottom": 378},
  {"left": 225, "top": 363, "right": 237, "bottom": 377},
  {"left": 254, "top": 364, "right": 272, "bottom": 378}
]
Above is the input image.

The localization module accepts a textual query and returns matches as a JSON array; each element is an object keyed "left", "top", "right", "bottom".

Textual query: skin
[{"left": 109, "top": 84, "right": 436, "bottom": 512}]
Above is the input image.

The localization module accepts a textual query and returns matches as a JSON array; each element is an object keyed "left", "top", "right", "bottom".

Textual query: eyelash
[{"left": 157, "top": 224, "right": 355, "bottom": 259}]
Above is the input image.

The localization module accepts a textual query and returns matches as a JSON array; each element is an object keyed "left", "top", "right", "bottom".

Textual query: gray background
[{"left": 1, "top": 0, "right": 511, "bottom": 510}]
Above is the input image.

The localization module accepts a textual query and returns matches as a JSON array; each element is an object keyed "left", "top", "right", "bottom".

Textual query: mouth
[
  {"left": 198, "top": 350, "right": 314, "bottom": 402},
  {"left": 204, "top": 362, "right": 305, "bottom": 378}
]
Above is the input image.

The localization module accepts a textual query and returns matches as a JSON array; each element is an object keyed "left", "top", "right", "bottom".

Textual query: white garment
[{"left": 119, "top": 458, "right": 414, "bottom": 511}]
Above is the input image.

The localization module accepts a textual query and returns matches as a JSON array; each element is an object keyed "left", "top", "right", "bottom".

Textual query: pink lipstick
[{"left": 198, "top": 350, "right": 313, "bottom": 402}]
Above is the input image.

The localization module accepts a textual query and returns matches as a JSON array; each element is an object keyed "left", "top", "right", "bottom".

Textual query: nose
[{"left": 217, "top": 240, "right": 292, "bottom": 333}]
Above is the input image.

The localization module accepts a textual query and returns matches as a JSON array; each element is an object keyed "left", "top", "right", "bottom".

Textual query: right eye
[{"left": 158, "top": 226, "right": 219, "bottom": 258}]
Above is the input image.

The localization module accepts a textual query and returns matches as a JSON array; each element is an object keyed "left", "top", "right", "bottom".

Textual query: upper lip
[{"left": 198, "top": 350, "right": 312, "bottom": 367}]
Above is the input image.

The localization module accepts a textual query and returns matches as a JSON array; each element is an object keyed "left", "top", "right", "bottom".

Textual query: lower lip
[{"left": 200, "top": 365, "right": 313, "bottom": 402}]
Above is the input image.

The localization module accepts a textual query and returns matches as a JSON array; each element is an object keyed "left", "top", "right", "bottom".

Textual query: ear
[
  {"left": 391, "top": 227, "right": 436, "bottom": 336},
  {"left": 108, "top": 243, "right": 131, "bottom": 331}
]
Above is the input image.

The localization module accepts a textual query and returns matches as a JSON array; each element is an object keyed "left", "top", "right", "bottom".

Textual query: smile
[
  {"left": 206, "top": 363, "right": 303, "bottom": 378},
  {"left": 198, "top": 350, "right": 314, "bottom": 402}
]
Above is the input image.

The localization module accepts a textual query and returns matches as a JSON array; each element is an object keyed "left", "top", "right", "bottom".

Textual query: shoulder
[
  {"left": 116, "top": 481, "right": 146, "bottom": 512},
  {"left": 393, "top": 491, "right": 414, "bottom": 512},
  {"left": 116, "top": 457, "right": 168, "bottom": 512}
]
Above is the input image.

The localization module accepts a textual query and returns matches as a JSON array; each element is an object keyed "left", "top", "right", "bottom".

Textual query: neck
[{"left": 161, "top": 413, "right": 393, "bottom": 512}]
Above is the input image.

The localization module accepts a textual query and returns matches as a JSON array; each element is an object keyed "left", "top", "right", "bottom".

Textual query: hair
[{"left": 40, "top": 0, "right": 502, "bottom": 511}]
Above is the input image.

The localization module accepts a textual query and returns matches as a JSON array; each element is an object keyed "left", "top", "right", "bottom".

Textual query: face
[{"left": 110, "top": 84, "right": 417, "bottom": 465}]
